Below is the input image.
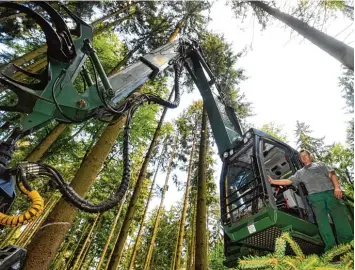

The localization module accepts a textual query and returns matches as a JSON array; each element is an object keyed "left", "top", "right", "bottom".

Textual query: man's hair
[{"left": 299, "top": 149, "right": 311, "bottom": 155}]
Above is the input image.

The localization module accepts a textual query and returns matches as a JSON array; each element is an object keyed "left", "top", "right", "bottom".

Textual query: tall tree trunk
[
  {"left": 106, "top": 18, "right": 185, "bottom": 269},
  {"left": 25, "top": 123, "right": 68, "bottom": 162},
  {"left": 143, "top": 137, "right": 177, "bottom": 270},
  {"left": 23, "top": 116, "right": 126, "bottom": 270},
  {"left": 91, "top": 3, "right": 135, "bottom": 27},
  {"left": 0, "top": 12, "right": 25, "bottom": 22},
  {"left": 249, "top": 1, "right": 354, "bottom": 70},
  {"left": 84, "top": 255, "right": 95, "bottom": 270},
  {"left": 72, "top": 214, "right": 101, "bottom": 270},
  {"left": 186, "top": 194, "right": 197, "bottom": 270},
  {"left": 12, "top": 57, "right": 47, "bottom": 80},
  {"left": 93, "top": 13, "right": 135, "bottom": 36},
  {"left": 64, "top": 222, "right": 91, "bottom": 270},
  {"left": 128, "top": 137, "right": 167, "bottom": 270},
  {"left": 0, "top": 227, "right": 19, "bottom": 248},
  {"left": 96, "top": 192, "right": 127, "bottom": 270},
  {"left": 194, "top": 106, "right": 208, "bottom": 270},
  {"left": 174, "top": 130, "right": 197, "bottom": 270}
]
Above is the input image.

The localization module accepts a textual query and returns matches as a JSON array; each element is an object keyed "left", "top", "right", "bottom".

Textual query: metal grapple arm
[{"left": 0, "top": 1, "right": 243, "bottom": 219}]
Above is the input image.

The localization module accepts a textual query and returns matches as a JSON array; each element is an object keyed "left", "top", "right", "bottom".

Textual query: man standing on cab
[{"left": 267, "top": 150, "right": 353, "bottom": 252}]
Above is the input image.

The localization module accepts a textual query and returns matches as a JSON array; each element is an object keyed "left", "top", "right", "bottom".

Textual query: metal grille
[{"left": 239, "top": 226, "right": 324, "bottom": 255}]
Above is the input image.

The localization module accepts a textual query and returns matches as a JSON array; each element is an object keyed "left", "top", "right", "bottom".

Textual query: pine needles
[{"left": 237, "top": 232, "right": 354, "bottom": 269}]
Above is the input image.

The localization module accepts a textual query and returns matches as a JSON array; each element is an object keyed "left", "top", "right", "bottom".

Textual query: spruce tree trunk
[
  {"left": 174, "top": 131, "right": 196, "bottom": 270},
  {"left": 93, "top": 14, "right": 135, "bottom": 36},
  {"left": 249, "top": 1, "right": 354, "bottom": 70},
  {"left": 0, "top": 12, "right": 25, "bottom": 22},
  {"left": 23, "top": 117, "right": 126, "bottom": 270},
  {"left": 143, "top": 137, "right": 177, "bottom": 270},
  {"left": 25, "top": 123, "right": 68, "bottom": 162},
  {"left": 91, "top": 3, "right": 135, "bottom": 27},
  {"left": 96, "top": 192, "right": 127, "bottom": 270},
  {"left": 72, "top": 214, "right": 101, "bottom": 270},
  {"left": 128, "top": 138, "right": 167, "bottom": 270},
  {"left": 106, "top": 20, "right": 185, "bottom": 269},
  {"left": 194, "top": 106, "right": 208, "bottom": 270},
  {"left": 64, "top": 222, "right": 91, "bottom": 270},
  {"left": 12, "top": 57, "right": 47, "bottom": 80},
  {"left": 0, "top": 227, "right": 18, "bottom": 248},
  {"left": 186, "top": 195, "right": 197, "bottom": 270}
]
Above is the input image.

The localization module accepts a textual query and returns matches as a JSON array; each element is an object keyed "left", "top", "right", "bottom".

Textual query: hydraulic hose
[
  {"left": 0, "top": 57, "right": 184, "bottom": 216},
  {"left": 0, "top": 188, "right": 44, "bottom": 227}
]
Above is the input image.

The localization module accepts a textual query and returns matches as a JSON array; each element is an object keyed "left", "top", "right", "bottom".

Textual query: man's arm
[
  {"left": 267, "top": 176, "right": 292, "bottom": 186},
  {"left": 329, "top": 171, "right": 343, "bottom": 199}
]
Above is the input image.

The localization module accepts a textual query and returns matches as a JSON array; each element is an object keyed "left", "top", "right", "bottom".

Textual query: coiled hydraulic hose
[{"left": 0, "top": 180, "right": 44, "bottom": 227}]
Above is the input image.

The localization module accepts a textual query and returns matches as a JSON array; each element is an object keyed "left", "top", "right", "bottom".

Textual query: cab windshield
[{"left": 225, "top": 145, "right": 263, "bottom": 223}]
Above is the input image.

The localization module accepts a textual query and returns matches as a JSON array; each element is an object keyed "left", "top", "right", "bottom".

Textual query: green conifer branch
[
  {"left": 301, "top": 254, "right": 321, "bottom": 269},
  {"left": 238, "top": 255, "right": 278, "bottom": 269},
  {"left": 340, "top": 252, "right": 353, "bottom": 265},
  {"left": 280, "top": 257, "right": 298, "bottom": 269},
  {"left": 321, "top": 242, "right": 353, "bottom": 263},
  {"left": 236, "top": 235, "right": 354, "bottom": 269},
  {"left": 281, "top": 232, "right": 305, "bottom": 259},
  {"left": 274, "top": 237, "right": 286, "bottom": 257}
]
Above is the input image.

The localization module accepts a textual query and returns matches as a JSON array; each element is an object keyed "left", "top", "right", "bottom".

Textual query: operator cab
[{"left": 220, "top": 128, "right": 324, "bottom": 267}]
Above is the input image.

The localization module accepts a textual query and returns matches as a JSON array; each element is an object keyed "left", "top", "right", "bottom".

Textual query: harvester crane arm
[{"left": 0, "top": 1, "right": 243, "bottom": 223}]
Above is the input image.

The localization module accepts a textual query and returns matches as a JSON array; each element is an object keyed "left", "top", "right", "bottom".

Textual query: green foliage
[
  {"left": 338, "top": 66, "right": 354, "bottom": 151},
  {"left": 294, "top": 121, "right": 326, "bottom": 160},
  {"left": 209, "top": 240, "right": 229, "bottom": 269},
  {"left": 92, "top": 31, "right": 127, "bottom": 74},
  {"left": 238, "top": 232, "right": 354, "bottom": 269},
  {"left": 260, "top": 122, "right": 288, "bottom": 143},
  {"left": 339, "top": 67, "right": 354, "bottom": 114},
  {"left": 322, "top": 143, "right": 354, "bottom": 186},
  {"left": 134, "top": 206, "right": 181, "bottom": 270}
]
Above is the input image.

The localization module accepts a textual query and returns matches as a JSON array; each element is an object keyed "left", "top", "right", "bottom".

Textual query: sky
[{"left": 149, "top": 0, "right": 354, "bottom": 211}]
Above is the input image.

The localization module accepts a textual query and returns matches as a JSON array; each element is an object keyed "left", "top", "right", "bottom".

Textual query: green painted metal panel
[{"left": 224, "top": 206, "right": 323, "bottom": 244}]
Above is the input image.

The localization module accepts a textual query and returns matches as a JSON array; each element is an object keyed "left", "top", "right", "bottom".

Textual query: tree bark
[
  {"left": 194, "top": 105, "right": 208, "bottom": 270},
  {"left": 20, "top": 196, "right": 58, "bottom": 247},
  {"left": 186, "top": 194, "right": 197, "bottom": 270},
  {"left": 128, "top": 137, "right": 167, "bottom": 270},
  {"left": 106, "top": 19, "right": 185, "bottom": 268},
  {"left": 143, "top": 136, "right": 177, "bottom": 270},
  {"left": 25, "top": 123, "right": 68, "bottom": 162},
  {"left": 174, "top": 130, "right": 197, "bottom": 270},
  {"left": 250, "top": 1, "right": 354, "bottom": 70}
]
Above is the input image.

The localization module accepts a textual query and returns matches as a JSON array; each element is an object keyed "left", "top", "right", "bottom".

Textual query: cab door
[{"left": 257, "top": 137, "right": 310, "bottom": 220}]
